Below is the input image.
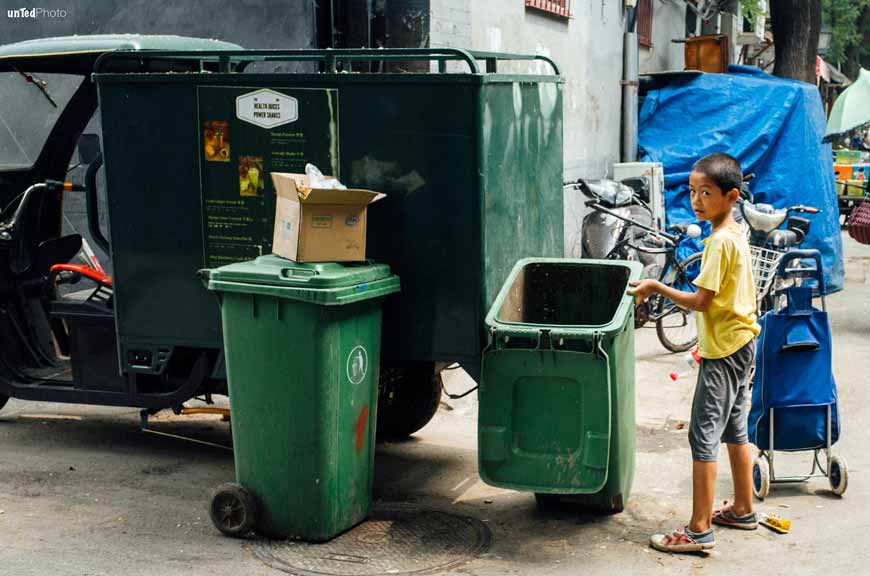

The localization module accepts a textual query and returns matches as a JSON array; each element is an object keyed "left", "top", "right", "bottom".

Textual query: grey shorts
[{"left": 688, "top": 340, "right": 756, "bottom": 462}]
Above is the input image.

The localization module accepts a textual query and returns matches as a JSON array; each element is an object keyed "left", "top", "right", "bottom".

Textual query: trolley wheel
[
  {"left": 209, "top": 482, "right": 257, "bottom": 537},
  {"left": 829, "top": 454, "right": 849, "bottom": 496},
  {"left": 752, "top": 457, "right": 770, "bottom": 500}
]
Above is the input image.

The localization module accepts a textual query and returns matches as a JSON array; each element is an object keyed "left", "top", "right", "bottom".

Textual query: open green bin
[
  {"left": 479, "top": 258, "right": 642, "bottom": 512},
  {"left": 203, "top": 255, "right": 399, "bottom": 540}
]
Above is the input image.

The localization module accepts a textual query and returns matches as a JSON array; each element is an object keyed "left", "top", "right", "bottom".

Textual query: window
[
  {"left": 0, "top": 73, "right": 84, "bottom": 169},
  {"left": 525, "top": 0, "right": 571, "bottom": 19},
  {"left": 637, "top": 0, "right": 653, "bottom": 47}
]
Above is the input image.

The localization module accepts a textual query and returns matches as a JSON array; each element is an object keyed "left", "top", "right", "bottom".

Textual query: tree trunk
[
  {"left": 769, "top": 0, "right": 822, "bottom": 84},
  {"left": 842, "top": 4, "right": 868, "bottom": 81}
]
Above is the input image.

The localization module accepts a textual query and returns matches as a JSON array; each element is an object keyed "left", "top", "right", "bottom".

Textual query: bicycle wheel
[{"left": 656, "top": 252, "right": 703, "bottom": 353}]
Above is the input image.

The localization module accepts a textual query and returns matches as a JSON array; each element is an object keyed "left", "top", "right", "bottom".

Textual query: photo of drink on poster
[
  {"left": 238, "top": 155, "right": 264, "bottom": 196},
  {"left": 203, "top": 120, "right": 230, "bottom": 162}
]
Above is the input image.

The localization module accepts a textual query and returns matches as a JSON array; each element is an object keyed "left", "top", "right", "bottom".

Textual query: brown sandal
[{"left": 650, "top": 526, "right": 716, "bottom": 553}]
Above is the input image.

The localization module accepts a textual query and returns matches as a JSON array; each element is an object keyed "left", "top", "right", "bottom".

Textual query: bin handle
[
  {"left": 280, "top": 267, "right": 318, "bottom": 279},
  {"left": 537, "top": 329, "right": 553, "bottom": 350},
  {"left": 93, "top": 48, "right": 562, "bottom": 77}
]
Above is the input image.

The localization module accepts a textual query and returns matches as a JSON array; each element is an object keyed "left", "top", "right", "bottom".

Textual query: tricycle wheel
[
  {"left": 377, "top": 365, "right": 442, "bottom": 439},
  {"left": 829, "top": 454, "right": 848, "bottom": 496},
  {"left": 655, "top": 252, "right": 702, "bottom": 352},
  {"left": 752, "top": 457, "right": 770, "bottom": 500},
  {"left": 209, "top": 482, "right": 256, "bottom": 538}
]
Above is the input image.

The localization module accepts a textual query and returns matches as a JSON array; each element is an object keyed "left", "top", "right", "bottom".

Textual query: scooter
[
  {"left": 567, "top": 177, "right": 662, "bottom": 279},
  {"left": 566, "top": 177, "right": 703, "bottom": 352},
  {"left": 736, "top": 180, "right": 820, "bottom": 312}
]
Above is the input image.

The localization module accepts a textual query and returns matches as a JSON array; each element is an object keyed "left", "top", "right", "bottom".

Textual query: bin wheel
[
  {"left": 377, "top": 365, "right": 442, "bottom": 439},
  {"left": 534, "top": 493, "right": 625, "bottom": 514},
  {"left": 534, "top": 493, "right": 561, "bottom": 509},
  {"left": 829, "top": 454, "right": 848, "bottom": 496},
  {"left": 0, "top": 394, "right": 8, "bottom": 413},
  {"left": 752, "top": 457, "right": 770, "bottom": 500},
  {"left": 209, "top": 483, "right": 256, "bottom": 537}
]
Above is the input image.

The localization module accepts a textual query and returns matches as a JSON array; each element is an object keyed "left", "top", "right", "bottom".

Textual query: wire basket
[{"left": 749, "top": 245, "right": 786, "bottom": 303}]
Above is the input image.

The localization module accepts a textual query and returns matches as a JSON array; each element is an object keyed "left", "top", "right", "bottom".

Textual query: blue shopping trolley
[{"left": 747, "top": 249, "right": 848, "bottom": 498}]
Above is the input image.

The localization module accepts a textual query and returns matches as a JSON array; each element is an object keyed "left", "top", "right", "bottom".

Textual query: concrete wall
[
  {"left": 430, "top": 0, "right": 627, "bottom": 260},
  {"left": 432, "top": 0, "right": 626, "bottom": 181},
  {"left": 0, "top": 0, "right": 314, "bottom": 51},
  {"left": 638, "top": 0, "right": 688, "bottom": 74}
]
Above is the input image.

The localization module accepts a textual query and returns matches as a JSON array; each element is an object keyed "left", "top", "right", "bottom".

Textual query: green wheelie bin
[
  {"left": 478, "top": 258, "right": 642, "bottom": 512},
  {"left": 202, "top": 255, "right": 399, "bottom": 540}
]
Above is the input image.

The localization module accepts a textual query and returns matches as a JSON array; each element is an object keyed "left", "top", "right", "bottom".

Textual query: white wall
[
  {"left": 431, "top": 0, "right": 626, "bottom": 181},
  {"left": 429, "top": 0, "right": 688, "bottom": 257},
  {"left": 638, "top": 0, "right": 688, "bottom": 74}
]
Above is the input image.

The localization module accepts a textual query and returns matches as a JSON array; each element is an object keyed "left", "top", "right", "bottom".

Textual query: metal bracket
[
  {"left": 593, "top": 332, "right": 605, "bottom": 358},
  {"left": 537, "top": 328, "right": 553, "bottom": 350},
  {"left": 139, "top": 409, "right": 232, "bottom": 452}
]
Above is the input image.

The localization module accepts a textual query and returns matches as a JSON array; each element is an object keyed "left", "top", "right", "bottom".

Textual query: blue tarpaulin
[{"left": 638, "top": 65, "right": 844, "bottom": 292}]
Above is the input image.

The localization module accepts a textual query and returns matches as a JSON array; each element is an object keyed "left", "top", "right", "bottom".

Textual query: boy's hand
[{"left": 627, "top": 279, "right": 658, "bottom": 304}]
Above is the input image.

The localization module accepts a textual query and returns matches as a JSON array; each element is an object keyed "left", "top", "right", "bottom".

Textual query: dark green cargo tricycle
[
  {"left": 0, "top": 36, "right": 644, "bottom": 536},
  {"left": 0, "top": 41, "right": 563, "bottom": 440}
]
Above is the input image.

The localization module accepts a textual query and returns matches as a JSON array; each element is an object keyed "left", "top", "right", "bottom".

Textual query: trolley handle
[{"left": 776, "top": 248, "right": 825, "bottom": 293}]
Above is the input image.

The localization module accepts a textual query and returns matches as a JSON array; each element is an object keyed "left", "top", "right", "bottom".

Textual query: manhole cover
[{"left": 253, "top": 503, "right": 491, "bottom": 576}]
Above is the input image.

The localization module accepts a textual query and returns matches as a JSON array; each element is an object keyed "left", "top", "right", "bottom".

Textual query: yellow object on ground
[{"left": 759, "top": 513, "right": 791, "bottom": 534}]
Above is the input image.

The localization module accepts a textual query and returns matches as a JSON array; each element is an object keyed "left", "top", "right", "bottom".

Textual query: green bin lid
[
  {"left": 202, "top": 255, "right": 400, "bottom": 305},
  {"left": 206, "top": 255, "right": 392, "bottom": 288}
]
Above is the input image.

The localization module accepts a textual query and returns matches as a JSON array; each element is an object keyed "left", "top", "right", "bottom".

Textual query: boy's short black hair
[{"left": 692, "top": 152, "right": 743, "bottom": 194}]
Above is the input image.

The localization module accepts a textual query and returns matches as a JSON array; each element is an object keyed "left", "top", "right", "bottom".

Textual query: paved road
[{"left": 1, "top": 235, "right": 867, "bottom": 575}]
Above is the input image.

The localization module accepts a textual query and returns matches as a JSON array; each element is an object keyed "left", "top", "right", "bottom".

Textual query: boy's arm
[{"left": 627, "top": 279, "right": 715, "bottom": 312}]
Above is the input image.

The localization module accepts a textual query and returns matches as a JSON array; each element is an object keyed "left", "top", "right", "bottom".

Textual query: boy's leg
[
  {"left": 720, "top": 341, "right": 756, "bottom": 516},
  {"left": 685, "top": 342, "right": 754, "bottom": 532},
  {"left": 690, "top": 460, "right": 717, "bottom": 533},
  {"left": 712, "top": 341, "right": 758, "bottom": 529},
  {"left": 650, "top": 344, "right": 753, "bottom": 552},
  {"left": 726, "top": 442, "right": 753, "bottom": 516}
]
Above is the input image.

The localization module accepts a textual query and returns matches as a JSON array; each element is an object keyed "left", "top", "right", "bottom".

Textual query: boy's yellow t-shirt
[{"left": 692, "top": 222, "right": 761, "bottom": 359}]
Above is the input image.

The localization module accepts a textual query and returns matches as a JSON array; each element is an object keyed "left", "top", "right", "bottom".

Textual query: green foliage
[
  {"left": 822, "top": 0, "right": 870, "bottom": 64},
  {"left": 738, "top": 0, "right": 766, "bottom": 26}
]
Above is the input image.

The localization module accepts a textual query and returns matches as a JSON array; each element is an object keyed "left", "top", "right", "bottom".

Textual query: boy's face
[{"left": 689, "top": 170, "right": 739, "bottom": 223}]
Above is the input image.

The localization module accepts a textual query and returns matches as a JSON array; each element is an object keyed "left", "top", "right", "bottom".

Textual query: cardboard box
[{"left": 271, "top": 172, "right": 385, "bottom": 262}]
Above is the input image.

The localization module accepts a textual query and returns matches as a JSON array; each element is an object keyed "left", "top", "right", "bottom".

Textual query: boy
[{"left": 628, "top": 152, "right": 761, "bottom": 553}]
